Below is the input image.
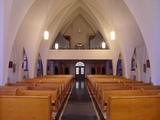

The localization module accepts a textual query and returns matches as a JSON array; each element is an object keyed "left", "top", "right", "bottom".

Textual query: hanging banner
[
  {"left": 116, "top": 53, "right": 123, "bottom": 76},
  {"left": 22, "top": 48, "right": 29, "bottom": 79}
]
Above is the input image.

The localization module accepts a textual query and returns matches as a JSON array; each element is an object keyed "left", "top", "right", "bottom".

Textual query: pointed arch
[{"left": 75, "top": 61, "right": 85, "bottom": 67}]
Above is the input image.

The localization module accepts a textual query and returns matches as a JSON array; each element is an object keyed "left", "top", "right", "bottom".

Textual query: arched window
[{"left": 75, "top": 62, "right": 85, "bottom": 67}]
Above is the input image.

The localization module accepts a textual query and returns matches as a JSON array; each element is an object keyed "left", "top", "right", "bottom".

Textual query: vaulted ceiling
[{"left": 39, "top": 0, "right": 144, "bottom": 48}]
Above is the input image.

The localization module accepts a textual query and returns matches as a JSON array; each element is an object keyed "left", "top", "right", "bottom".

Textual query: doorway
[{"left": 75, "top": 61, "right": 85, "bottom": 81}]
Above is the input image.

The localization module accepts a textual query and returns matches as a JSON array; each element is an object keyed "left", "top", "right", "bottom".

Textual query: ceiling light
[
  {"left": 110, "top": 31, "right": 116, "bottom": 40},
  {"left": 55, "top": 43, "right": 59, "bottom": 49},
  {"left": 43, "top": 31, "right": 49, "bottom": 40},
  {"left": 102, "top": 41, "right": 106, "bottom": 49}
]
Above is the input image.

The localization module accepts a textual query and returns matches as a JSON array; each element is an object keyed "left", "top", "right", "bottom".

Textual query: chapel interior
[{"left": 0, "top": 0, "right": 160, "bottom": 120}]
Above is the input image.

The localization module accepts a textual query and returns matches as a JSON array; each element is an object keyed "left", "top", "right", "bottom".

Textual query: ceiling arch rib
[
  {"left": 61, "top": 8, "right": 97, "bottom": 34},
  {"left": 45, "top": 0, "right": 78, "bottom": 29},
  {"left": 48, "top": 0, "right": 98, "bottom": 30},
  {"left": 57, "top": 0, "right": 108, "bottom": 33},
  {"left": 47, "top": 0, "right": 111, "bottom": 48},
  {"left": 47, "top": 3, "right": 79, "bottom": 48},
  {"left": 82, "top": 0, "right": 112, "bottom": 45}
]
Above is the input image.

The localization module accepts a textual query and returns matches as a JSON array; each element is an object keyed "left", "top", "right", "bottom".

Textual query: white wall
[
  {"left": 136, "top": 45, "right": 151, "bottom": 83},
  {"left": 64, "top": 15, "right": 95, "bottom": 48},
  {"left": 7, "top": 43, "right": 20, "bottom": 83},
  {"left": 0, "top": 0, "right": 4, "bottom": 85},
  {"left": 1, "top": 0, "right": 36, "bottom": 84},
  {"left": 110, "top": 0, "right": 145, "bottom": 79},
  {"left": 124, "top": 0, "right": 160, "bottom": 85},
  {"left": 11, "top": 0, "right": 51, "bottom": 80}
]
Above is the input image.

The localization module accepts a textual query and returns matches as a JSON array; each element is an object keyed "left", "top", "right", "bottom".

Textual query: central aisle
[{"left": 60, "top": 80, "right": 98, "bottom": 120}]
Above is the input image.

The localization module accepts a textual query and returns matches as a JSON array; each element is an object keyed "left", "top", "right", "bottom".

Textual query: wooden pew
[
  {"left": 100, "top": 89, "right": 160, "bottom": 112},
  {"left": 31, "top": 83, "right": 64, "bottom": 106},
  {"left": 131, "top": 85, "right": 160, "bottom": 90},
  {"left": 100, "top": 90, "right": 142, "bottom": 110},
  {"left": 16, "top": 89, "right": 58, "bottom": 111},
  {"left": 0, "top": 86, "right": 28, "bottom": 95},
  {"left": 11, "top": 82, "right": 63, "bottom": 110},
  {"left": 107, "top": 95, "right": 160, "bottom": 120},
  {"left": 7, "top": 82, "right": 36, "bottom": 88},
  {"left": 15, "top": 75, "right": 73, "bottom": 108},
  {"left": 0, "top": 87, "right": 17, "bottom": 95},
  {"left": 87, "top": 74, "right": 160, "bottom": 120},
  {"left": 0, "top": 96, "right": 52, "bottom": 120},
  {"left": 43, "top": 74, "right": 73, "bottom": 79},
  {"left": 12, "top": 75, "right": 73, "bottom": 110},
  {"left": 142, "top": 89, "right": 160, "bottom": 94},
  {"left": 95, "top": 84, "right": 131, "bottom": 102},
  {"left": 94, "top": 83, "right": 160, "bottom": 111},
  {"left": 1, "top": 85, "right": 59, "bottom": 111}
]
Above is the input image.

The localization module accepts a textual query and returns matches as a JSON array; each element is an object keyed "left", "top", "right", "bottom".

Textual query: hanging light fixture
[
  {"left": 43, "top": 30, "right": 49, "bottom": 40},
  {"left": 102, "top": 41, "right": 106, "bottom": 49},
  {"left": 55, "top": 43, "right": 59, "bottom": 49},
  {"left": 110, "top": 31, "right": 116, "bottom": 40}
]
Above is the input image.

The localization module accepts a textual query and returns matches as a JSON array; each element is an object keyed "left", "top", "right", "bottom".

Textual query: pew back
[
  {"left": 16, "top": 89, "right": 57, "bottom": 104},
  {"left": 107, "top": 95, "right": 160, "bottom": 120},
  {"left": 0, "top": 96, "right": 52, "bottom": 120},
  {"left": 0, "top": 86, "right": 27, "bottom": 95}
]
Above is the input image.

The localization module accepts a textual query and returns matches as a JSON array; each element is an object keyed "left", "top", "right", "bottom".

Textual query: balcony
[{"left": 47, "top": 49, "right": 113, "bottom": 60}]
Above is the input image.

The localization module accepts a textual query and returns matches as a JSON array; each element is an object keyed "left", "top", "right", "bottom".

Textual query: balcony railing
[{"left": 47, "top": 49, "right": 113, "bottom": 60}]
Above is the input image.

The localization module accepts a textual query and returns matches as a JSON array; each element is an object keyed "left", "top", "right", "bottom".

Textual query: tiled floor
[{"left": 60, "top": 80, "right": 98, "bottom": 120}]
